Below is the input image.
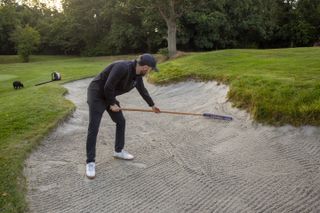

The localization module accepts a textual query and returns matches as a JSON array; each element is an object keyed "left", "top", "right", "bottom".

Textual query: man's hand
[
  {"left": 152, "top": 106, "right": 161, "bottom": 113},
  {"left": 110, "top": 104, "right": 121, "bottom": 112}
]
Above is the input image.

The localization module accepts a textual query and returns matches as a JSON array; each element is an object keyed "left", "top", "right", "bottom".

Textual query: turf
[{"left": 149, "top": 47, "right": 320, "bottom": 126}]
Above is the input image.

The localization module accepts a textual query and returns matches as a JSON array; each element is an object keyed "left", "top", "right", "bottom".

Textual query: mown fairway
[
  {"left": 150, "top": 47, "right": 320, "bottom": 126},
  {"left": 0, "top": 48, "right": 319, "bottom": 212}
]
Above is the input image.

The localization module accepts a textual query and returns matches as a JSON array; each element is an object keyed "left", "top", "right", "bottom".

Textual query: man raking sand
[{"left": 85, "top": 53, "right": 160, "bottom": 179}]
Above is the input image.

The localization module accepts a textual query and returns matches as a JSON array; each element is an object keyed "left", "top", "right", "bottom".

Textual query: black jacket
[{"left": 88, "top": 60, "right": 154, "bottom": 107}]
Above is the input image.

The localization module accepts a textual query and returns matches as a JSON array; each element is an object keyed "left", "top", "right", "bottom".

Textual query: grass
[
  {"left": 149, "top": 47, "right": 320, "bottom": 126},
  {"left": 0, "top": 48, "right": 319, "bottom": 212},
  {"left": 0, "top": 55, "right": 136, "bottom": 212}
]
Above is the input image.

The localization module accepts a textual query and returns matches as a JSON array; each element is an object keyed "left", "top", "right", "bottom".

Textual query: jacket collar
[{"left": 132, "top": 59, "right": 144, "bottom": 77}]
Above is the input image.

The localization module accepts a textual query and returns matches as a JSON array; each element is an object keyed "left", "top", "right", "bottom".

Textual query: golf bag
[
  {"left": 35, "top": 72, "right": 62, "bottom": 86},
  {"left": 52, "top": 72, "right": 61, "bottom": 81}
]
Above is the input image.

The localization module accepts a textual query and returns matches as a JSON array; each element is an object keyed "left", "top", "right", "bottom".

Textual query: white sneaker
[
  {"left": 86, "top": 162, "right": 96, "bottom": 179},
  {"left": 113, "top": 150, "right": 134, "bottom": 160}
]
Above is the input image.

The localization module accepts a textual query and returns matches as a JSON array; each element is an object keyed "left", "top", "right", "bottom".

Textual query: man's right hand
[
  {"left": 110, "top": 104, "right": 121, "bottom": 112},
  {"left": 152, "top": 106, "right": 161, "bottom": 113}
]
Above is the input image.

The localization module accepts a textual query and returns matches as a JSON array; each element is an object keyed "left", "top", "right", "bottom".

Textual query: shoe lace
[{"left": 88, "top": 163, "right": 95, "bottom": 171}]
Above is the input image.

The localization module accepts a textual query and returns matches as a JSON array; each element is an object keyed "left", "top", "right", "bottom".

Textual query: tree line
[{"left": 1, "top": 0, "right": 319, "bottom": 59}]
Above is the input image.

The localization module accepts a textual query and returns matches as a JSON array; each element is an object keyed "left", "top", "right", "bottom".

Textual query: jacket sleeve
[
  {"left": 135, "top": 77, "right": 155, "bottom": 107},
  {"left": 104, "top": 63, "right": 126, "bottom": 106}
]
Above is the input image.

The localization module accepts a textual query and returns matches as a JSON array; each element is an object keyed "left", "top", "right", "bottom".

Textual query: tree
[
  {"left": 295, "top": 0, "right": 320, "bottom": 45},
  {"left": 179, "top": 0, "right": 232, "bottom": 50},
  {"left": 1, "top": 0, "right": 320, "bottom": 55},
  {"left": 59, "top": 0, "right": 101, "bottom": 55},
  {"left": 10, "top": 25, "right": 40, "bottom": 62},
  {"left": 0, "top": 3, "right": 20, "bottom": 54},
  {"left": 134, "top": 0, "right": 195, "bottom": 57},
  {"left": 60, "top": 0, "right": 165, "bottom": 55}
]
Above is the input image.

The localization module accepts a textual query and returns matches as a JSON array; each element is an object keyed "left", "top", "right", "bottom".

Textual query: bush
[
  {"left": 157, "top": 47, "right": 169, "bottom": 57},
  {"left": 10, "top": 26, "right": 40, "bottom": 62}
]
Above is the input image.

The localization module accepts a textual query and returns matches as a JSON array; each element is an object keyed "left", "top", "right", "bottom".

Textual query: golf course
[{"left": 0, "top": 47, "right": 320, "bottom": 212}]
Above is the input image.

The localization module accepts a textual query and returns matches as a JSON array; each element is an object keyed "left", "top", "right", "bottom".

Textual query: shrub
[
  {"left": 157, "top": 47, "right": 169, "bottom": 57},
  {"left": 10, "top": 26, "right": 40, "bottom": 62}
]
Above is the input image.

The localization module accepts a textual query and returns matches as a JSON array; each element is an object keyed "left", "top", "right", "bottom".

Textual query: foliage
[
  {"left": 134, "top": 0, "right": 197, "bottom": 57},
  {"left": 10, "top": 25, "right": 40, "bottom": 62},
  {"left": 181, "top": 10, "right": 230, "bottom": 50},
  {"left": 295, "top": 0, "right": 320, "bottom": 45},
  {"left": 0, "top": 0, "right": 320, "bottom": 54},
  {"left": 0, "top": 3, "right": 19, "bottom": 54},
  {"left": 157, "top": 47, "right": 169, "bottom": 57}
]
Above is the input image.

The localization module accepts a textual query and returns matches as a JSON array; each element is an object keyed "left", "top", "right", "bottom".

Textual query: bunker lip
[{"left": 25, "top": 78, "right": 320, "bottom": 212}]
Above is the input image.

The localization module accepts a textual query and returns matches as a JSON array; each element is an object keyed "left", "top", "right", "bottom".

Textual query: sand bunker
[{"left": 25, "top": 78, "right": 320, "bottom": 212}]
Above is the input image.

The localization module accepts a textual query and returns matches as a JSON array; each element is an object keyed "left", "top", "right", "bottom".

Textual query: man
[{"left": 86, "top": 53, "right": 160, "bottom": 179}]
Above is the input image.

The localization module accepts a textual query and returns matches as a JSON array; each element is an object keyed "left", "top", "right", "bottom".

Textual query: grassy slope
[
  {"left": 150, "top": 48, "right": 320, "bottom": 126},
  {"left": 0, "top": 55, "right": 135, "bottom": 212}
]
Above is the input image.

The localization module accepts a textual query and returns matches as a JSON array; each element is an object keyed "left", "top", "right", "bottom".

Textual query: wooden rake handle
[{"left": 120, "top": 108, "right": 233, "bottom": 121}]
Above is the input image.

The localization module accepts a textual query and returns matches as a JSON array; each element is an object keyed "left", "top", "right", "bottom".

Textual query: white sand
[{"left": 25, "top": 78, "right": 320, "bottom": 212}]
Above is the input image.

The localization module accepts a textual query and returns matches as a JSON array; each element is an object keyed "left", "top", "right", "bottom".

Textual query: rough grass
[{"left": 149, "top": 47, "right": 320, "bottom": 126}]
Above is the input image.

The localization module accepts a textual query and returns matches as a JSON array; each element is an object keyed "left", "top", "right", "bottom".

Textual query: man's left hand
[
  {"left": 152, "top": 106, "right": 161, "bottom": 113},
  {"left": 110, "top": 104, "right": 121, "bottom": 112}
]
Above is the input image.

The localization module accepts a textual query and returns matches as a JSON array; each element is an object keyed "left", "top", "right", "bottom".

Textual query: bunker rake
[{"left": 121, "top": 108, "right": 233, "bottom": 121}]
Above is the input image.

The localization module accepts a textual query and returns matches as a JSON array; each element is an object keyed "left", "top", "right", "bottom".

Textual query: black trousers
[{"left": 86, "top": 88, "right": 125, "bottom": 163}]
